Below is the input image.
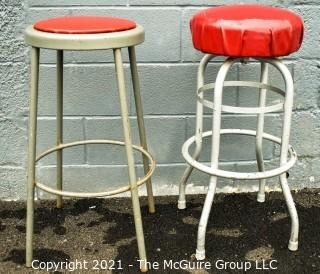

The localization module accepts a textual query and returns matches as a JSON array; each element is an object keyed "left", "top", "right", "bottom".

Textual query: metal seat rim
[{"left": 25, "top": 24, "right": 145, "bottom": 50}]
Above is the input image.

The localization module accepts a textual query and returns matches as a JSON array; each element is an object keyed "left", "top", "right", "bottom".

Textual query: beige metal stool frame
[
  {"left": 178, "top": 54, "right": 299, "bottom": 260},
  {"left": 25, "top": 25, "right": 154, "bottom": 272}
]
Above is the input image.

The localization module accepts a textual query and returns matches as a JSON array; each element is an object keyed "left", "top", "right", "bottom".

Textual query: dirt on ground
[{"left": 0, "top": 189, "right": 319, "bottom": 274}]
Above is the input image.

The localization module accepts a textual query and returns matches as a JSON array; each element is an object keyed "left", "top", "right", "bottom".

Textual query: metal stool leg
[
  {"left": 178, "top": 54, "right": 214, "bottom": 210},
  {"left": 128, "top": 46, "right": 155, "bottom": 214},
  {"left": 256, "top": 62, "right": 268, "bottom": 203},
  {"left": 275, "top": 60, "right": 299, "bottom": 251},
  {"left": 114, "top": 48, "right": 148, "bottom": 272},
  {"left": 56, "top": 50, "right": 63, "bottom": 208},
  {"left": 196, "top": 58, "right": 234, "bottom": 260},
  {"left": 280, "top": 174, "right": 299, "bottom": 251},
  {"left": 26, "top": 47, "right": 40, "bottom": 267}
]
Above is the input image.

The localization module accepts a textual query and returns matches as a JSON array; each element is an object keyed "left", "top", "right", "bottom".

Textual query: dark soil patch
[{"left": 0, "top": 189, "right": 319, "bottom": 273}]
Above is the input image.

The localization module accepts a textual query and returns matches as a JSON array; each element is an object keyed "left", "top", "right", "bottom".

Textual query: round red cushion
[
  {"left": 34, "top": 16, "right": 136, "bottom": 34},
  {"left": 190, "top": 4, "right": 304, "bottom": 57}
]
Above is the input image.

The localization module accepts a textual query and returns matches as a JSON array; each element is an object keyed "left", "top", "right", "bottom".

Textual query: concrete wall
[{"left": 0, "top": 0, "right": 319, "bottom": 200}]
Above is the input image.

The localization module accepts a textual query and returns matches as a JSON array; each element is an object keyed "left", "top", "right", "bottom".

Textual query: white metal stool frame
[
  {"left": 178, "top": 54, "right": 299, "bottom": 260},
  {"left": 25, "top": 24, "right": 154, "bottom": 272}
]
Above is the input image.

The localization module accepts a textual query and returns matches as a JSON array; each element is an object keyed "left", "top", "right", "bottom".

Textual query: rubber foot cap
[
  {"left": 288, "top": 240, "right": 298, "bottom": 251},
  {"left": 257, "top": 193, "right": 265, "bottom": 203},
  {"left": 56, "top": 201, "right": 63, "bottom": 209},
  {"left": 178, "top": 200, "right": 186, "bottom": 210},
  {"left": 196, "top": 249, "right": 205, "bottom": 260}
]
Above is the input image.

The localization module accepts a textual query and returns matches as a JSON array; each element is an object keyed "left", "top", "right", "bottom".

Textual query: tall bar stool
[
  {"left": 178, "top": 4, "right": 304, "bottom": 259},
  {"left": 25, "top": 16, "right": 155, "bottom": 272}
]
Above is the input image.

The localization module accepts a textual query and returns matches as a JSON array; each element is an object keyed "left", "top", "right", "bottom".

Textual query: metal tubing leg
[
  {"left": 56, "top": 50, "right": 63, "bottom": 208},
  {"left": 178, "top": 54, "right": 214, "bottom": 209},
  {"left": 280, "top": 174, "right": 299, "bottom": 251},
  {"left": 196, "top": 178, "right": 217, "bottom": 260},
  {"left": 273, "top": 60, "right": 299, "bottom": 251},
  {"left": 196, "top": 58, "right": 236, "bottom": 260},
  {"left": 113, "top": 48, "right": 148, "bottom": 272},
  {"left": 128, "top": 46, "right": 155, "bottom": 214},
  {"left": 26, "top": 47, "right": 40, "bottom": 267},
  {"left": 256, "top": 62, "right": 268, "bottom": 203}
]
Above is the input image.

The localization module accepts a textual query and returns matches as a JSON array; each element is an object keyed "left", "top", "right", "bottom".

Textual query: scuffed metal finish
[{"left": 178, "top": 55, "right": 299, "bottom": 259}]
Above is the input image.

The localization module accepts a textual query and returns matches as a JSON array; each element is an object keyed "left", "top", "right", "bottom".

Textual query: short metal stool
[
  {"left": 25, "top": 16, "right": 155, "bottom": 272},
  {"left": 178, "top": 4, "right": 304, "bottom": 259}
]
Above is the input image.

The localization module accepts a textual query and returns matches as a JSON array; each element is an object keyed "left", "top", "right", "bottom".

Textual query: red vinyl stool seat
[
  {"left": 34, "top": 16, "right": 136, "bottom": 34},
  {"left": 190, "top": 4, "right": 304, "bottom": 57}
]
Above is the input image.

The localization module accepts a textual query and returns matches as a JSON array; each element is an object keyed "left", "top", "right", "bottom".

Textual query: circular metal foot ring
[
  {"left": 182, "top": 129, "right": 297, "bottom": 180},
  {"left": 34, "top": 139, "right": 155, "bottom": 198}
]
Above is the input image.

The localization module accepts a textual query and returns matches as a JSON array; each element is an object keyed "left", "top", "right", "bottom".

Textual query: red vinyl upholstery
[
  {"left": 34, "top": 16, "right": 136, "bottom": 34},
  {"left": 190, "top": 4, "right": 304, "bottom": 57}
]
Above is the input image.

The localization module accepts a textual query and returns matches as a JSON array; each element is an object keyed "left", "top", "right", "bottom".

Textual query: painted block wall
[{"left": 0, "top": 0, "right": 319, "bottom": 200}]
